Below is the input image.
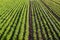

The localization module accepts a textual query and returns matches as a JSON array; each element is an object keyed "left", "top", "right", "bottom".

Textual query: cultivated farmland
[{"left": 0, "top": 0, "right": 60, "bottom": 40}]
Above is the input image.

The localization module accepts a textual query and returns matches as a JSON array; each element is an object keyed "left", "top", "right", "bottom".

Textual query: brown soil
[{"left": 29, "top": 1, "right": 33, "bottom": 40}]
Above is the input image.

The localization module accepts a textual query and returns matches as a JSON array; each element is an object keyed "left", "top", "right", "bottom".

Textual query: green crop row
[
  {"left": 0, "top": 0, "right": 60, "bottom": 40},
  {"left": 42, "top": 0, "right": 60, "bottom": 17},
  {"left": 0, "top": 0, "right": 29, "bottom": 40},
  {"left": 30, "top": 0, "right": 60, "bottom": 40}
]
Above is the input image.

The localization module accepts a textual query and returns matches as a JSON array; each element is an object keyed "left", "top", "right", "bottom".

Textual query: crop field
[{"left": 0, "top": 0, "right": 60, "bottom": 40}]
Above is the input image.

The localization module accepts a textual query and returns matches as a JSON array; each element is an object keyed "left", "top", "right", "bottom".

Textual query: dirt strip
[{"left": 29, "top": 1, "right": 33, "bottom": 40}]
